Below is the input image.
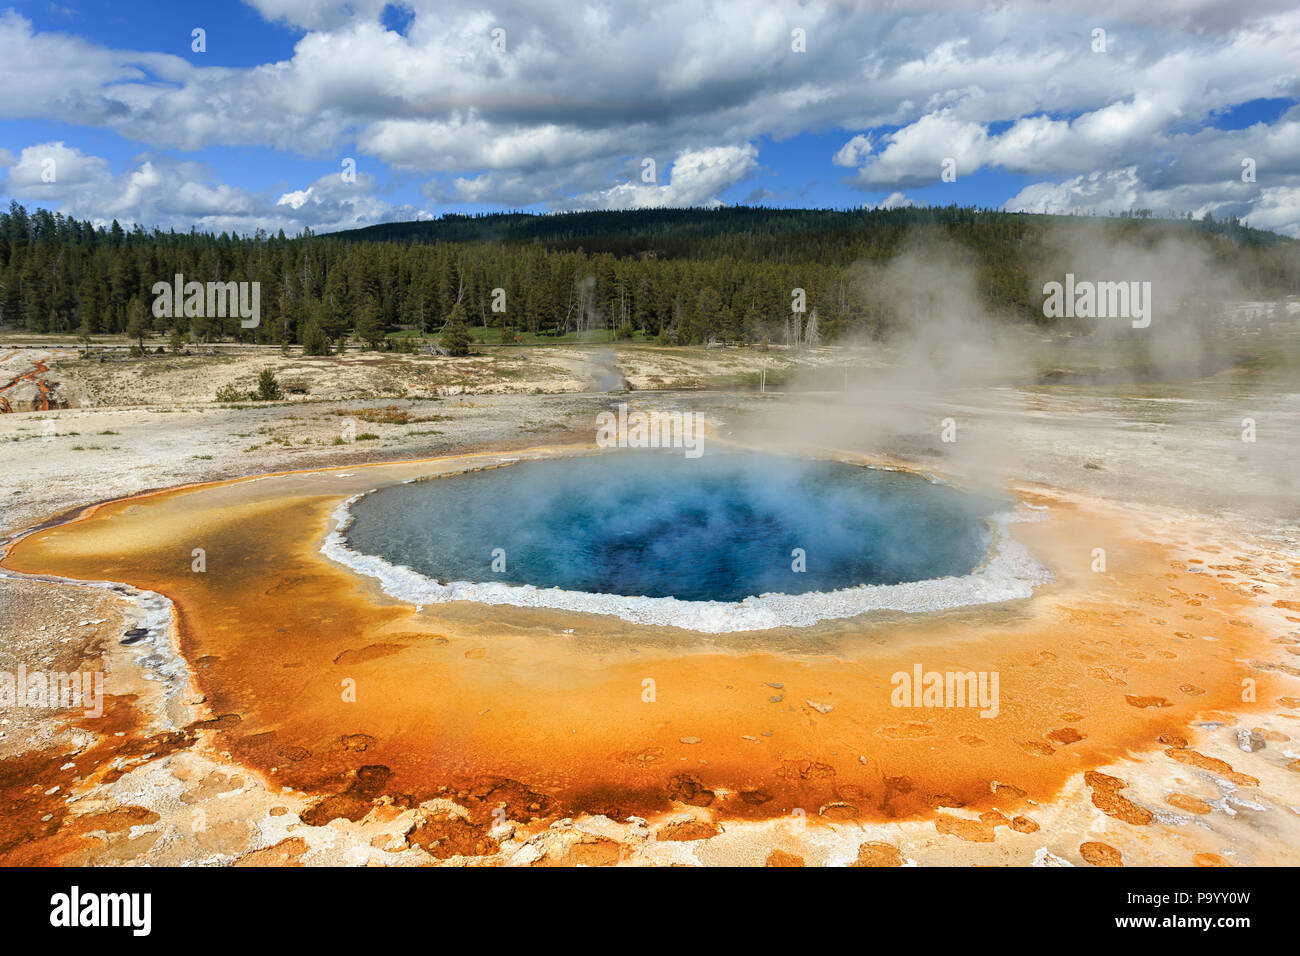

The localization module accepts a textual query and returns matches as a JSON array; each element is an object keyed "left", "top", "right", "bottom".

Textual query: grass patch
[{"left": 331, "top": 404, "right": 450, "bottom": 425}]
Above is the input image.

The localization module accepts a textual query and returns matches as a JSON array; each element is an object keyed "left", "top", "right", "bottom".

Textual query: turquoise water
[{"left": 344, "top": 452, "right": 1001, "bottom": 603}]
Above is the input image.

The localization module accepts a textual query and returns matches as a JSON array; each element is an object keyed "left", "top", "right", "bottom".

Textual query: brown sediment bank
[{"left": 4, "top": 442, "right": 1297, "bottom": 861}]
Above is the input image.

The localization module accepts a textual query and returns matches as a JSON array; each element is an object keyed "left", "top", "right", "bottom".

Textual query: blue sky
[
  {"left": 2, "top": 0, "right": 1299, "bottom": 235},
  {"left": 27, "top": 0, "right": 302, "bottom": 65}
]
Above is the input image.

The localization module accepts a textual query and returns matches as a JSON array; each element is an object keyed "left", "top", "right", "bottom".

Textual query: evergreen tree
[
  {"left": 440, "top": 301, "right": 472, "bottom": 356},
  {"left": 125, "top": 296, "right": 148, "bottom": 349},
  {"left": 254, "top": 368, "right": 283, "bottom": 401},
  {"left": 0, "top": 201, "right": 1293, "bottom": 347},
  {"left": 356, "top": 298, "right": 386, "bottom": 349},
  {"left": 301, "top": 314, "right": 331, "bottom": 356}
]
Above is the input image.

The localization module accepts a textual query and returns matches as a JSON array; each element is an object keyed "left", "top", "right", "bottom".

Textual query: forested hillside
[{"left": 1, "top": 202, "right": 1295, "bottom": 349}]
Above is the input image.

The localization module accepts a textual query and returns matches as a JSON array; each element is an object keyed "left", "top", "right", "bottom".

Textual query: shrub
[
  {"left": 302, "top": 317, "right": 330, "bottom": 356},
  {"left": 440, "top": 322, "right": 471, "bottom": 356},
  {"left": 254, "top": 368, "right": 283, "bottom": 401},
  {"left": 215, "top": 383, "right": 244, "bottom": 403}
]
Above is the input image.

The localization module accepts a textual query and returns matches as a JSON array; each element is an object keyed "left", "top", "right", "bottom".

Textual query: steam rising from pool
[{"left": 323, "top": 452, "right": 1053, "bottom": 632}]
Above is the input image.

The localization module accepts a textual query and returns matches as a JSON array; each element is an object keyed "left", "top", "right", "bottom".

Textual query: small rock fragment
[{"left": 1235, "top": 728, "right": 1266, "bottom": 753}]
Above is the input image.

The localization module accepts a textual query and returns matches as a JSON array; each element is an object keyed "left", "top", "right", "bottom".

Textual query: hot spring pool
[{"left": 326, "top": 451, "right": 1049, "bottom": 631}]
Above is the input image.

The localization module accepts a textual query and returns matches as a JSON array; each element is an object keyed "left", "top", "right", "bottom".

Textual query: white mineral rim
[{"left": 320, "top": 483, "right": 1055, "bottom": 634}]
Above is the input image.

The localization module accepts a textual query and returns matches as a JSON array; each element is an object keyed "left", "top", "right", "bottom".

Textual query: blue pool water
[{"left": 343, "top": 452, "right": 1001, "bottom": 603}]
